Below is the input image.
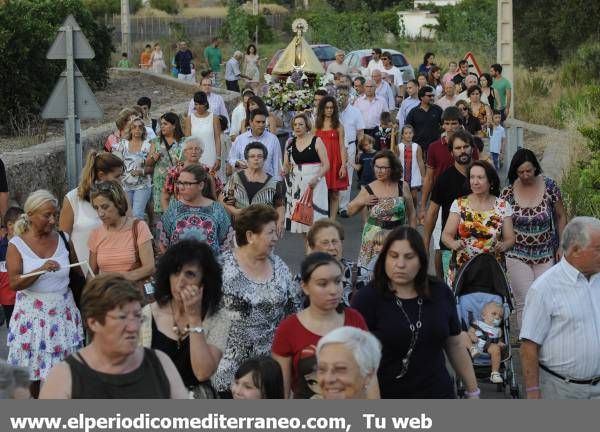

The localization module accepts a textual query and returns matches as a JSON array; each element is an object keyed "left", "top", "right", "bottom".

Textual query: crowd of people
[{"left": 0, "top": 46, "right": 598, "bottom": 401}]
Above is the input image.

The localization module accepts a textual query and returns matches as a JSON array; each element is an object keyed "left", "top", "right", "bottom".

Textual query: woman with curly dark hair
[
  {"left": 347, "top": 150, "right": 416, "bottom": 268},
  {"left": 315, "top": 95, "right": 348, "bottom": 219},
  {"left": 442, "top": 160, "right": 515, "bottom": 286},
  {"left": 139, "top": 239, "right": 229, "bottom": 398}
]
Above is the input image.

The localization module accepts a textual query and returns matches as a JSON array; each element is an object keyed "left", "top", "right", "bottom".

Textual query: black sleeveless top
[
  {"left": 65, "top": 348, "right": 171, "bottom": 398},
  {"left": 151, "top": 317, "right": 200, "bottom": 389},
  {"left": 290, "top": 136, "right": 320, "bottom": 164}
]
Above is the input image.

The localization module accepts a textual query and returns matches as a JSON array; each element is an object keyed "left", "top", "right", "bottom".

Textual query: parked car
[
  {"left": 343, "top": 49, "right": 415, "bottom": 83},
  {"left": 266, "top": 44, "right": 340, "bottom": 75}
]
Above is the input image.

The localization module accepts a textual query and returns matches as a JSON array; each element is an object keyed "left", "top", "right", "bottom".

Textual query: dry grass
[
  {"left": 135, "top": 7, "right": 171, "bottom": 18},
  {"left": 179, "top": 3, "right": 288, "bottom": 17}
]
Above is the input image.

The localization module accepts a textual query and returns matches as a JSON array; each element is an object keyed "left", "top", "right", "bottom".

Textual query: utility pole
[
  {"left": 497, "top": 0, "right": 514, "bottom": 118},
  {"left": 252, "top": 0, "right": 259, "bottom": 48},
  {"left": 121, "top": 0, "right": 131, "bottom": 60}
]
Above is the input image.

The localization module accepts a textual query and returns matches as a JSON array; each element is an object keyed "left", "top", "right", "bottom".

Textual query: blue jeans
[
  {"left": 126, "top": 187, "right": 152, "bottom": 220},
  {"left": 491, "top": 152, "right": 500, "bottom": 170}
]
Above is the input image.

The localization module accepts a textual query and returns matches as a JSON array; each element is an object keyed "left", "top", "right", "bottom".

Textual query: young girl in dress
[{"left": 396, "top": 125, "right": 425, "bottom": 209}]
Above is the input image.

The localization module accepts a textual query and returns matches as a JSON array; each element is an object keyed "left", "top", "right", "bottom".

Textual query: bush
[
  {"left": 246, "top": 15, "right": 274, "bottom": 44},
  {"left": 560, "top": 41, "right": 600, "bottom": 86},
  {"left": 0, "top": 0, "right": 114, "bottom": 132},
  {"left": 515, "top": 0, "right": 600, "bottom": 67},
  {"left": 149, "top": 0, "right": 179, "bottom": 14},
  {"left": 84, "top": 0, "right": 142, "bottom": 16},
  {"left": 434, "top": 0, "right": 496, "bottom": 59},
  {"left": 221, "top": 1, "right": 249, "bottom": 50}
]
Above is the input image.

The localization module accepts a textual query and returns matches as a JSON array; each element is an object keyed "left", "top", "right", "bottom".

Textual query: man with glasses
[
  {"left": 381, "top": 51, "right": 402, "bottom": 105},
  {"left": 327, "top": 50, "right": 349, "bottom": 75},
  {"left": 337, "top": 86, "right": 365, "bottom": 218},
  {"left": 187, "top": 77, "right": 229, "bottom": 127},
  {"left": 457, "top": 74, "right": 479, "bottom": 101},
  {"left": 228, "top": 109, "right": 282, "bottom": 180},
  {"left": 397, "top": 79, "right": 420, "bottom": 129},
  {"left": 353, "top": 79, "right": 388, "bottom": 139},
  {"left": 367, "top": 48, "right": 384, "bottom": 76},
  {"left": 405, "top": 85, "right": 443, "bottom": 154},
  {"left": 436, "top": 80, "right": 460, "bottom": 111},
  {"left": 372, "top": 69, "right": 395, "bottom": 112}
]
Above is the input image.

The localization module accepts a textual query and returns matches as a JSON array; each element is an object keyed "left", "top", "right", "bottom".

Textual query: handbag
[
  {"left": 58, "top": 231, "right": 86, "bottom": 309},
  {"left": 131, "top": 219, "right": 154, "bottom": 302},
  {"left": 291, "top": 187, "right": 314, "bottom": 226}
]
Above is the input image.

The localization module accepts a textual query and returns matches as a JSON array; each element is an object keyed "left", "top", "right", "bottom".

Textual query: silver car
[{"left": 343, "top": 49, "right": 415, "bottom": 83}]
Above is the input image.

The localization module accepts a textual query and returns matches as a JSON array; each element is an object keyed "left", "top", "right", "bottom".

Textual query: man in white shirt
[
  {"left": 367, "top": 48, "right": 384, "bottom": 76},
  {"left": 520, "top": 217, "right": 600, "bottom": 399},
  {"left": 228, "top": 109, "right": 282, "bottom": 180},
  {"left": 353, "top": 79, "right": 388, "bottom": 138},
  {"left": 381, "top": 51, "right": 403, "bottom": 87},
  {"left": 436, "top": 80, "right": 460, "bottom": 111},
  {"left": 326, "top": 50, "right": 349, "bottom": 75},
  {"left": 372, "top": 69, "right": 395, "bottom": 112},
  {"left": 187, "top": 77, "right": 230, "bottom": 126},
  {"left": 457, "top": 74, "right": 479, "bottom": 101},
  {"left": 396, "top": 79, "right": 420, "bottom": 128},
  {"left": 337, "top": 85, "right": 365, "bottom": 217},
  {"left": 224, "top": 51, "right": 250, "bottom": 93},
  {"left": 229, "top": 88, "right": 255, "bottom": 140}
]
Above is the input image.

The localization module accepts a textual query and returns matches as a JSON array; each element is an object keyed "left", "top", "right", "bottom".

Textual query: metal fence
[{"left": 103, "top": 14, "right": 285, "bottom": 43}]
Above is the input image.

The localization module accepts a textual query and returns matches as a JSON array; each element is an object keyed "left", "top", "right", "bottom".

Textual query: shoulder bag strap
[
  {"left": 132, "top": 219, "right": 141, "bottom": 266},
  {"left": 58, "top": 231, "right": 75, "bottom": 264},
  {"left": 364, "top": 184, "right": 375, "bottom": 196}
]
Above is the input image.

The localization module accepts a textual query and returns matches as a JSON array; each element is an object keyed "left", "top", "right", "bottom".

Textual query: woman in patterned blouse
[
  {"left": 210, "top": 204, "right": 302, "bottom": 398},
  {"left": 500, "top": 149, "right": 567, "bottom": 332}
]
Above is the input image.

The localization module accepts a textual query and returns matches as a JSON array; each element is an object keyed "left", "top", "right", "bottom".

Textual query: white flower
[
  {"left": 286, "top": 76, "right": 293, "bottom": 85},
  {"left": 301, "top": 73, "right": 308, "bottom": 80},
  {"left": 264, "top": 74, "right": 272, "bottom": 84}
]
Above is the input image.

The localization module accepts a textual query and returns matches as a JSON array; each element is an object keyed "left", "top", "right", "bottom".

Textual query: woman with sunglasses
[
  {"left": 158, "top": 164, "right": 232, "bottom": 257},
  {"left": 111, "top": 117, "right": 153, "bottom": 220},
  {"left": 161, "top": 137, "right": 223, "bottom": 211},
  {"left": 59, "top": 150, "right": 124, "bottom": 273},
  {"left": 347, "top": 150, "right": 416, "bottom": 269},
  {"left": 88, "top": 180, "right": 155, "bottom": 286}
]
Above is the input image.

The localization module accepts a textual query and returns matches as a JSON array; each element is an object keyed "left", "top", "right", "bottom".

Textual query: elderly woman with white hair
[
  {"left": 316, "top": 327, "right": 381, "bottom": 399},
  {"left": 162, "top": 136, "right": 223, "bottom": 210},
  {"left": 5, "top": 190, "right": 84, "bottom": 397}
]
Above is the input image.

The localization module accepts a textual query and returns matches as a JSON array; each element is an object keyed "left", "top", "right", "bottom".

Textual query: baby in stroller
[{"left": 467, "top": 301, "right": 505, "bottom": 383}]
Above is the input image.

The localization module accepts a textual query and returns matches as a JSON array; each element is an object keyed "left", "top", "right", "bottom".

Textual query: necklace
[
  {"left": 394, "top": 296, "right": 423, "bottom": 379},
  {"left": 170, "top": 302, "right": 188, "bottom": 349}
]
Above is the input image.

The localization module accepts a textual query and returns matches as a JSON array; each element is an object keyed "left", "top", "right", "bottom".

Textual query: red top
[
  {"left": 427, "top": 136, "right": 479, "bottom": 180},
  {"left": 271, "top": 308, "right": 367, "bottom": 399}
]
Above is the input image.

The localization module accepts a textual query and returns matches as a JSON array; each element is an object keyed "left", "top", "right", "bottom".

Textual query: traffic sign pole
[
  {"left": 42, "top": 15, "right": 102, "bottom": 191},
  {"left": 65, "top": 24, "right": 79, "bottom": 190}
]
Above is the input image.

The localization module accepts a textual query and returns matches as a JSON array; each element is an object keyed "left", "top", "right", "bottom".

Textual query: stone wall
[{"left": 3, "top": 69, "right": 239, "bottom": 206}]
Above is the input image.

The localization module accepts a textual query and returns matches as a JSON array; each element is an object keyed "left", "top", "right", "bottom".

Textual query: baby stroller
[{"left": 453, "top": 253, "right": 520, "bottom": 398}]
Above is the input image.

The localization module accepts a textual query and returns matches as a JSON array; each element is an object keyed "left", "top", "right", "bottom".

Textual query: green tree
[
  {"left": 83, "top": 0, "right": 142, "bottom": 17},
  {"left": 149, "top": 0, "right": 179, "bottom": 15},
  {"left": 223, "top": 0, "right": 249, "bottom": 50},
  {"left": 0, "top": 0, "right": 114, "bottom": 130},
  {"left": 514, "top": 0, "right": 600, "bottom": 66},
  {"left": 434, "top": 0, "right": 496, "bottom": 58}
]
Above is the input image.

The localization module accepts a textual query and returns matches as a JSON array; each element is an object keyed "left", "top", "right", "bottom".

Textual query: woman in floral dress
[
  {"left": 347, "top": 150, "right": 416, "bottom": 268},
  {"left": 147, "top": 112, "right": 185, "bottom": 220},
  {"left": 442, "top": 160, "right": 515, "bottom": 287}
]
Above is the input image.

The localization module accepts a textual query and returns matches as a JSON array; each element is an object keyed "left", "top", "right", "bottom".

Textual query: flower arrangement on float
[{"left": 262, "top": 70, "right": 336, "bottom": 112}]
